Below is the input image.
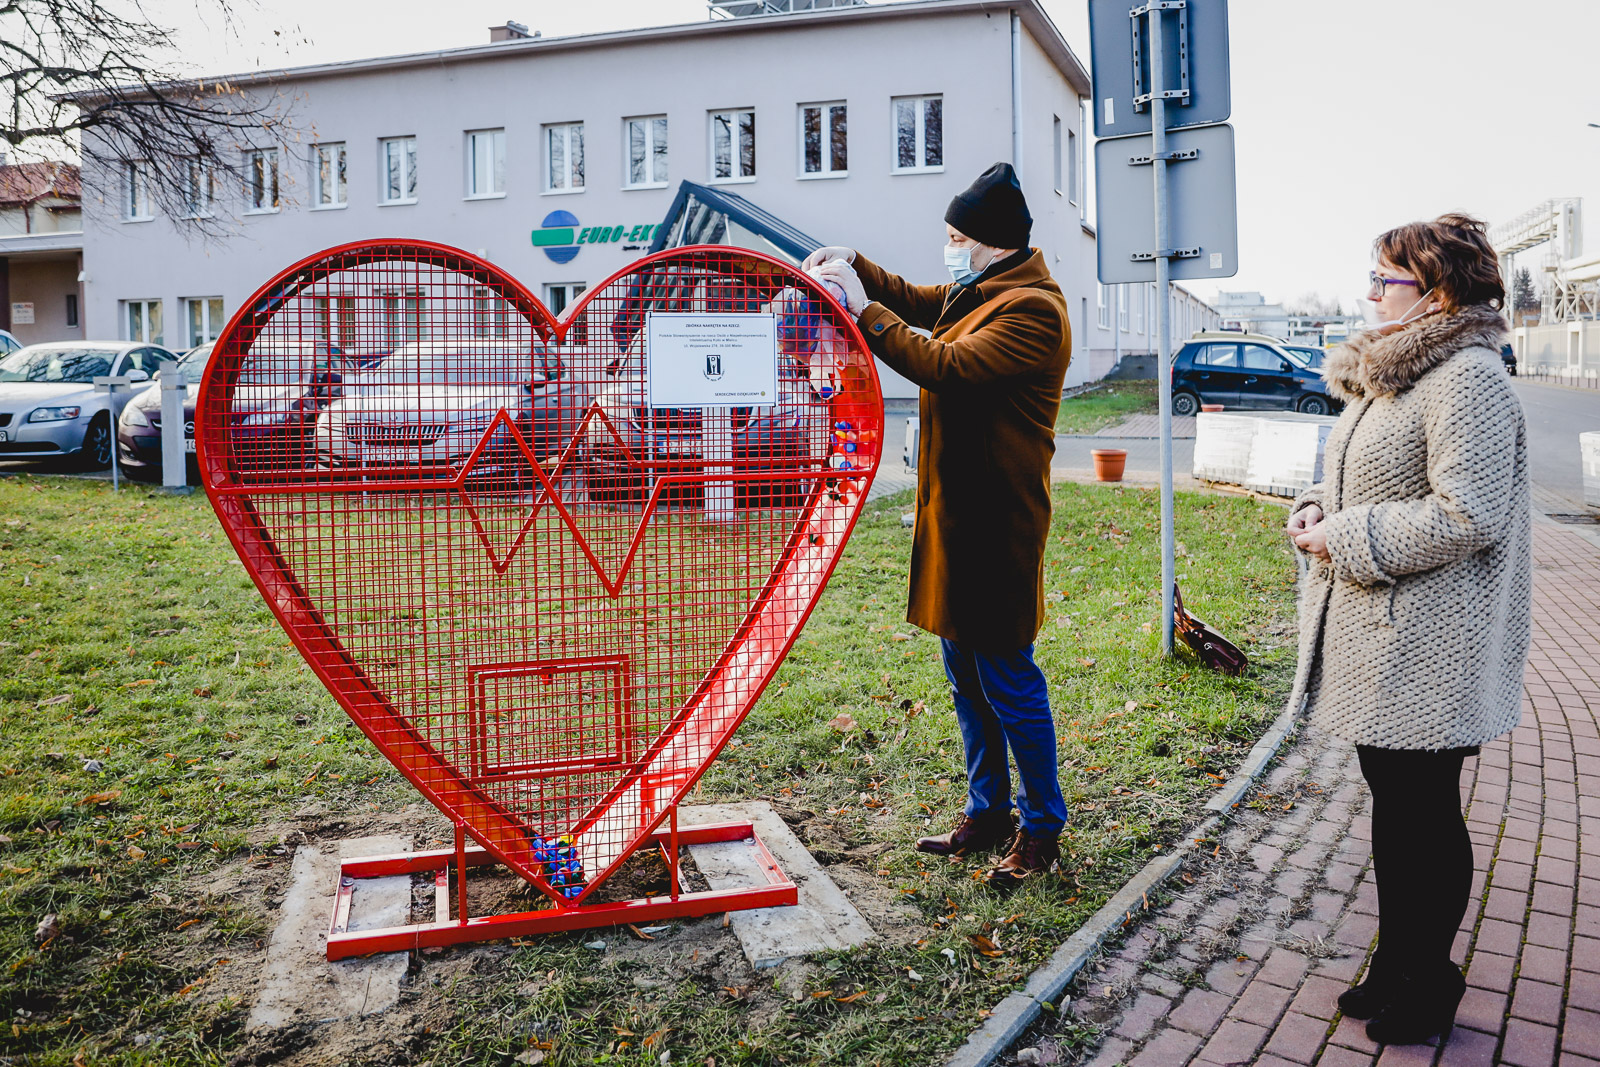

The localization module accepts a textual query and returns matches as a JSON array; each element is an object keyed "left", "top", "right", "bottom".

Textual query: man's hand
[
  {"left": 1293, "top": 519, "right": 1330, "bottom": 561},
  {"left": 802, "top": 245, "right": 856, "bottom": 272},
  {"left": 815, "top": 259, "right": 868, "bottom": 319},
  {"left": 1285, "top": 503, "right": 1323, "bottom": 540}
]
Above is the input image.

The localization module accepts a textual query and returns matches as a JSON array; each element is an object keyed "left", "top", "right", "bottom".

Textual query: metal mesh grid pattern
[{"left": 197, "top": 241, "right": 881, "bottom": 905}]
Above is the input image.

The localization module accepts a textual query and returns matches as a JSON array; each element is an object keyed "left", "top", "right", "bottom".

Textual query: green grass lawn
[
  {"left": 0, "top": 474, "right": 1298, "bottom": 1066},
  {"left": 1055, "top": 381, "right": 1159, "bottom": 435}
]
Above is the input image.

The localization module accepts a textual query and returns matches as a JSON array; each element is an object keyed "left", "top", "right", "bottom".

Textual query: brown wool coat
[
  {"left": 1288, "top": 304, "right": 1532, "bottom": 750},
  {"left": 853, "top": 249, "right": 1072, "bottom": 651}
]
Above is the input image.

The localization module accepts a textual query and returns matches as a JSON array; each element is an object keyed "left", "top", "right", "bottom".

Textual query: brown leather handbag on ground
[{"left": 1174, "top": 584, "right": 1249, "bottom": 676}]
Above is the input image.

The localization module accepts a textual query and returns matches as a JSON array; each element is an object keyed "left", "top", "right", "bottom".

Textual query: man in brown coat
[{"left": 805, "top": 162, "right": 1073, "bottom": 888}]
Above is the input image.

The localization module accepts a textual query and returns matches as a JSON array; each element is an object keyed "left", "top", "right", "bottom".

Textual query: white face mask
[
  {"left": 1361, "top": 288, "right": 1436, "bottom": 334},
  {"left": 944, "top": 244, "right": 984, "bottom": 286}
]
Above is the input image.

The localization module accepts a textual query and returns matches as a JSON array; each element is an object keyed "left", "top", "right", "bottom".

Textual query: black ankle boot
[
  {"left": 1364, "top": 965, "right": 1466, "bottom": 1045},
  {"left": 1337, "top": 970, "right": 1394, "bottom": 1020}
]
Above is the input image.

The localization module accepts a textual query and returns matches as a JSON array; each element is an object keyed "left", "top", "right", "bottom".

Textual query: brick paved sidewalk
[{"left": 1017, "top": 521, "right": 1600, "bottom": 1067}]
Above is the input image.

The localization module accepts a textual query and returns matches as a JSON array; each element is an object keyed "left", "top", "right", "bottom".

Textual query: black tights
[{"left": 1356, "top": 744, "right": 1476, "bottom": 979}]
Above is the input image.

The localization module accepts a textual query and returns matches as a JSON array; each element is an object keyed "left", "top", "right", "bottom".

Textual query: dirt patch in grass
[{"left": 0, "top": 474, "right": 1298, "bottom": 1065}]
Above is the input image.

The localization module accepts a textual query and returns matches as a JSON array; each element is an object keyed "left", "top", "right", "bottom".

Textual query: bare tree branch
[{"left": 1, "top": 0, "right": 302, "bottom": 237}]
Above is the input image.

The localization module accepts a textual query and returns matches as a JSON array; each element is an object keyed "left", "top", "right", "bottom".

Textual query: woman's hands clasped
[{"left": 1286, "top": 504, "right": 1330, "bottom": 561}]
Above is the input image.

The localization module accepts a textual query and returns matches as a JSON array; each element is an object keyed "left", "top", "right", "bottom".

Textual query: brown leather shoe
[
  {"left": 915, "top": 810, "right": 1017, "bottom": 856},
  {"left": 986, "top": 829, "right": 1061, "bottom": 891}
]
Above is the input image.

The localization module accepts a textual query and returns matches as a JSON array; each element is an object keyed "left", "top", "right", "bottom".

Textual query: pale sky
[{"left": 138, "top": 0, "right": 1600, "bottom": 310}]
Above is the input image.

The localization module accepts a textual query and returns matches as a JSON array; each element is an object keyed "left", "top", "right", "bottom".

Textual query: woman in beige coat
[{"left": 1286, "top": 214, "right": 1531, "bottom": 1047}]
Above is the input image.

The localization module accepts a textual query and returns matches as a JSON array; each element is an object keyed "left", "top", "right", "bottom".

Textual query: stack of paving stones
[{"left": 1015, "top": 523, "right": 1600, "bottom": 1067}]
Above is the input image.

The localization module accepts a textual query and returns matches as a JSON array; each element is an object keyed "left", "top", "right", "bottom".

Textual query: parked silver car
[{"left": 0, "top": 342, "right": 179, "bottom": 468}]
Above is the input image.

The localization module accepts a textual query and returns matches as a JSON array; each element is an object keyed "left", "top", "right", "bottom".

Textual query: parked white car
[
  {"left": 0, "top": 330, "right": 22, "bottom": 357},
  {"left": 312, "top": 339, "right": 586, "bottom": 477}
]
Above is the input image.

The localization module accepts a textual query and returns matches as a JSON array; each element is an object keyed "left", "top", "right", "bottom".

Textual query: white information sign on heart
[{"left": 645, "top": 312, "right": 778, "bottom": 409}]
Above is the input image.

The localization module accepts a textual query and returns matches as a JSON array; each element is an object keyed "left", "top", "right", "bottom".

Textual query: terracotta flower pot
[
  {"left": 1200, "top": 403, "right": 1224, "bottom": 413},
  {"left": 1091, "top": 448, "right": 1128, "bottom": 482}
]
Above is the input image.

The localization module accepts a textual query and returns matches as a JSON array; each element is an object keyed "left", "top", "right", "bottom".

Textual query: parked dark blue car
[{"left": 1170, "top": 332, "right": 1342, "bottom": 417}]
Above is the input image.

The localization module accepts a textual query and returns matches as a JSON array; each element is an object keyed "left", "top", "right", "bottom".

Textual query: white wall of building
[{"left": 80, "top": 3, "right": 1111, "bottom": 393}]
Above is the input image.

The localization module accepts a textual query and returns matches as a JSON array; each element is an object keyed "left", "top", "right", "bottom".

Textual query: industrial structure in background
[{"left": 1492, "top": 197, "right": 1600, "bottom": 378}]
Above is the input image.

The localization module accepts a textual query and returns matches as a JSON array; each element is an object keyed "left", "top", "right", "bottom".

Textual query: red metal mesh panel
[{"left": 197, "top": 241, "right": 882, "bottom": 904}]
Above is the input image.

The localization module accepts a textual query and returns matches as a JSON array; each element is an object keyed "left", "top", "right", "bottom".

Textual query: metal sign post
[
  {"left": 92, "top": 375, "right": 132, "bottom": 491},
  {"left": 1090, "top": 0, "right": 1237, "bottom": 657},
  {"left": 159, "top": 364, "right": 188, "bottom": 490}
]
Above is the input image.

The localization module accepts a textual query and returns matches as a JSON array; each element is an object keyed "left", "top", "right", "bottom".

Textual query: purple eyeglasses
[{"left": 1369, "top": 271, "right": 1420, "bottom": 298}]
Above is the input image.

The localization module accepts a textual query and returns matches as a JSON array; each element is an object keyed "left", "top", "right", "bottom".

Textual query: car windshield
[
  {"left": 1285, "top": 347, "right": 1325, "bottom": 368},
  {"left": 0, "top": 347, "right": 115, "bottom": 383}
]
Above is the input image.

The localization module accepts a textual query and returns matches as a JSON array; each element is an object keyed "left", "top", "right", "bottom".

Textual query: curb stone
[{"left": 944, "top": 702, "right": 1304, "bottom": 1067}]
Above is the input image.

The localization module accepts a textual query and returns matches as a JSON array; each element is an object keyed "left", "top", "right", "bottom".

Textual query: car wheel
[
  {"left": 75, "top": 414, "right": 113, "bottom": 471},
  {"left": 1297, "top": 395, "right": 1331, "bottom": 416},
  {"left": 1172, "top": 391, "right": 1201, "bottom": 418}
]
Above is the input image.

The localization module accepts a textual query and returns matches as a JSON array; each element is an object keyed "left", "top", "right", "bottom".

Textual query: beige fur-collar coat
[{"left": 1288, "top": 304, "right": 1531, "bottom": 750}]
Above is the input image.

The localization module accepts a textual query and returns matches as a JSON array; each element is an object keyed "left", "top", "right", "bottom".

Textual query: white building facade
[{"left": 78, "top": 0, "right": 1214, "bottom": 393}]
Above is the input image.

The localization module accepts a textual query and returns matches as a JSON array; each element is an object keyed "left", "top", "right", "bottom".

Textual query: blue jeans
[{"left": 941, "top": 639, "right": 1068, "bottom": 837}]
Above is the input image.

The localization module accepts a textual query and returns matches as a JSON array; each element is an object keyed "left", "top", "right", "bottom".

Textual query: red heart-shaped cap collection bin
[{"left": 197, "top": 240, "right": 882, "bottom": 907}]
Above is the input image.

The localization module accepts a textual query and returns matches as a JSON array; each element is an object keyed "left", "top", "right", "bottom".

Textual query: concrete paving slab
[
  {"left": 681, "top": 801, "right": 875, "bottom": 969},
  {"left": 246, "top": 834, "right": 412, "bottom": 1031}
]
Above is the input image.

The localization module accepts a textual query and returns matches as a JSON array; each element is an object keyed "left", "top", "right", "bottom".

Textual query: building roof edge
[{"left": 61, "top": 0, "right": 1090, "bottom": 104}]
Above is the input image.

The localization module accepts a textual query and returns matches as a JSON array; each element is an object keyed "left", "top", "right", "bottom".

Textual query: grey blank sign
[
  {"left": 1094, "top": 122, "right": 1239, "bottom": 286},
  {"left": 1089, "top": 0, "right": 1231, "bottom": 139}
]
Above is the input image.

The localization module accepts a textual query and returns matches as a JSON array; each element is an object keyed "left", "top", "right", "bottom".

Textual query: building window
[
  {"left": 244, "top": 148, "right": 279, "bottom": 213},
  {"left": 65, "top": 294, "right": 78, "bottom": 328},
  {"left": 473, "top": 287, "right": 513, "bottom": 338},
  {"left": 186, "top": 297, "right": 225, "bottom": 348},
  {"left": 545, "top": 283, "right": 587, "bottom": 342},
  {"left": 124, "top": 299, "right": 163, "bottom": 345},
  {"left": 311, "top": 296, "right": 356, "bottom": 350},
  {"left": 380, "top": 137, "right": 418, "bottom": 204},
  {"left": 1097, "top": 284, "right": 1110, "bottom": 329},
  {"left": 624, "top": 116, "right": 668, "bottom": 188},
  {"left": 891, "top": 95, "right": 943, "bottom": 173},
  {"left": 799, "top": 102, "right": 847, "bottom": 177},
  {"left": 124, "top": 162, "right": 152, "bottom": 220},
  {"left": 1132, "top": 283, "right": 1145, "bottom": 333},
  {"left": 1052, "top": 116, "right": 1063, "bottom": 194},
  {"left": 545, "top": 123, "right": 585, "bottom": 193},
  {"left": 314, "top": 142, "right": 347, "bottom": 208},
  {"left": 1118, "top": 285, "right": 1129, "bottom": 332},
  {"left": 709, "top": 109, "right": 756, "bottom": 182},
  {"left": 183, "top": 158, "right": 214, "bottom": 218},
  {"left": 1067, "top": 126, "right": 1079, "bottom": 207},
  {"left": 380, "top": 291, "right": 426, "bottom": 349},
  {"left": 466, "top": 129, "right": 506, "bottom": 198}
]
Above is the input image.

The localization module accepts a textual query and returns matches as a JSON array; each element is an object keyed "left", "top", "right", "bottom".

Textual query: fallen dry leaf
[
  {"left": 834, "top": 990, "right": 868, "bottom": 1003},
  {"left": 78, "top": 790, "right": 123, "bottom": 806},
  {"left": 827, "top": 713, "right": 859, "bottom": 732},
  {"left": 627, "top": 924, "right": 654, "bottom": 941},
  {"left": 642, "top": 1027, "right": 670, "bottom": 1049},
  {"left": 36, "top": 694, "right": 70, "bottom": 707},
  {"left": 967, "top": 934, "right": 1006, "bottom": 957},
  {"left": 127, "top": 846, "right": 146, "bottom": 860}
]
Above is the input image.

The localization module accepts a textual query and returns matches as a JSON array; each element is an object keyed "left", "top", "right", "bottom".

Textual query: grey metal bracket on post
[
  {"left": 1129, "top": 149, "right": 1199, "bottom": 164},
  {"left": 1130, "top": 0, "right": 1189, "bottom": 112},
  {"left": 1090, "top": 0, "right": 1227, "bottom": 139},
  {"left": 1131, "top": 248, "right": 1201, "bottom": 262}
]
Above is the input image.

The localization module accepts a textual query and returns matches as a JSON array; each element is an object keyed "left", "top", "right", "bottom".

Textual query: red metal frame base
[{"left": 326, "top": 818, "right": 797, "bottom": 960}]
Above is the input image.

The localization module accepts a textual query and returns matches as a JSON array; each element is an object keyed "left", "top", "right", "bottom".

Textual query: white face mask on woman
[{"left": 1361, "top": 288, "right": 1436, "bottom": 334}]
